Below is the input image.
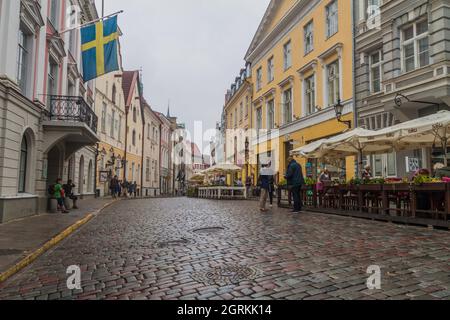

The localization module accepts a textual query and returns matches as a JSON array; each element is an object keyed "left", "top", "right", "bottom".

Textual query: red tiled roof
[{"left": 122, "top": 71, "right": 138, "bottom": 107}]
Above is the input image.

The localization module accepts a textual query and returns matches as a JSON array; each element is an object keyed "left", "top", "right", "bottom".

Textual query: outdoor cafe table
[{"left": 198, "top": 186, "right": 247, "bottom": 200}]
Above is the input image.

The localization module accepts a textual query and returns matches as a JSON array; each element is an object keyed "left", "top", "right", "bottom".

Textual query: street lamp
[
  {"left": 333, "top": 99, "right": 352, "bottom": 129},
  {"left": 394, "top": 93, "right": 440, "bottom": 108}
]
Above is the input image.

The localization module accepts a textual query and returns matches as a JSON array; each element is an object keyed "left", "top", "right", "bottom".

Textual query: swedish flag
[{"left": 81, "top": 16, "right": 119, "bottom": 82}]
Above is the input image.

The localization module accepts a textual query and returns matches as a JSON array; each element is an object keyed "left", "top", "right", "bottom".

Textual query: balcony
[
  {"left": 47, "top": 95, "right": 98, "bottom": 133},
  {"left": 42, "top": 95, "right": 99, "bottom": 155}
]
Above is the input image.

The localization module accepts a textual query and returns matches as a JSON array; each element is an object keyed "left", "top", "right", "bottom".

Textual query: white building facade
[{"left": 0, "top": 0, "right": 99, "bottom": 223}]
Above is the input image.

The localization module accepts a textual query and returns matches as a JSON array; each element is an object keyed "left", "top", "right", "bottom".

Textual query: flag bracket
[{"left": 59, "top": 10, "right": 124, "bottom": 35}]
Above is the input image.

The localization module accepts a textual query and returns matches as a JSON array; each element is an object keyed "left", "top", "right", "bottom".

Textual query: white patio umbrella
[
  {"left": 361, "top": 110, "right": 450, "bottom": 165},
  {"left": 203, "top": 163, "right": 242, "bottom": 175}
]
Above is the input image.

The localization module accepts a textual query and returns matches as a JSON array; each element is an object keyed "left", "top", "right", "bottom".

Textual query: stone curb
[{"left": 0, "top": 199, "right": 119, "bottom": 284}]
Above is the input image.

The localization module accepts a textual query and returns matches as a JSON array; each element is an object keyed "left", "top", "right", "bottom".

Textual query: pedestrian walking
[
  {"left": 285, "top": 157, "right": 305, "bottom": 213},
  {"left": 258, "top": 164, "right": 273, "bottom": 212},
  {"left": 132, "top": 181, "right": 138, "bottom": 198},
  {"left": 110, "top": 176, "right": 118, "bottom": 198},
  {"left": 268, "top": 175, "right": 275, "bottom": 208},
  {"left": 245, "top": 176, "right": 252, "bottom": 198}
]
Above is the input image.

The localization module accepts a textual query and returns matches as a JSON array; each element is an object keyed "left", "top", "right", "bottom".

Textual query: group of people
[
  {"left": 258, "top": 157, "right": 305, "bottom": 213},
  {"left": 50, "top": 178, "right": 78, "bottom": 214},
  {"left": 109, "top": 176, "right": 138, "bottom": 198}
]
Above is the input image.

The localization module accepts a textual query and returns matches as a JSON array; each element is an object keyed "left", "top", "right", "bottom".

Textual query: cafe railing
[{"left": 277, "top": 182, "right": 450, "bottom": 228}]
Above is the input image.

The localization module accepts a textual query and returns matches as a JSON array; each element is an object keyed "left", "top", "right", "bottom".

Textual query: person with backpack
[
  {"left": 54, "top": 178, "right": 69, "bottom": 214},
  {"left": 63, "top": 179, "right": 78, "bottom": 209}
]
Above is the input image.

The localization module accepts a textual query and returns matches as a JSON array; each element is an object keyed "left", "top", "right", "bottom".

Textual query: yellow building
[
  {"left": 122, "top": 71, "right": 144, "bottom": 194},
  {"left": 223, "top": 67, "right": 254, "bottom": 184},
  {"left": 245, "top": 0, "right": 355, "bottom": 181}
]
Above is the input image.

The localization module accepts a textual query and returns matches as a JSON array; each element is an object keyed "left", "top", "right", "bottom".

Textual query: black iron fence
[{"left": 48, "top": 95, "right": 98, "bottom": 133}]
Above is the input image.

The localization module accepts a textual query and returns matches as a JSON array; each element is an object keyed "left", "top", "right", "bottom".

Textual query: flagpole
[
  {"left": 102, "top": 0, "right": 105, "bottom": 18},
  {"left": 59, "top": 10, "right": 124, "bottom": 35}
]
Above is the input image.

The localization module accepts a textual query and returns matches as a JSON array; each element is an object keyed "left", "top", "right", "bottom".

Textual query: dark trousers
[
  {"left": 291, "top": 186, "right": 302, "bottom": 211},
  {"left": 268, "top": 190, "right": 274, "bottom": 205}
]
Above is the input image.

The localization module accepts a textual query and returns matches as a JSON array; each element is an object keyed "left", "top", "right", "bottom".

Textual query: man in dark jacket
[
  {"left": 285, "top": 157, "right": 305, "bottom": 213},
  {"left": 258, "top": 165, "right": 272, "bottom": 212}
]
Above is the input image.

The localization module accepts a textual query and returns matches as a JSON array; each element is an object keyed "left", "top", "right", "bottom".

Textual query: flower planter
[{"left": 413, "top": 183, "right": 446, "bottom": 192}]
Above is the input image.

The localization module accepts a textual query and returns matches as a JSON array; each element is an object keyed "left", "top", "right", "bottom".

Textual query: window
[
  {"left": 267, "top": 57, "right": 274, "bottom": 83},
  {"left": 133, "top": 107, "right": 137, "bottom": 122},
  {"left": 267, "top": 99, "right": 275, "bottom": 130},
  {"left": 234, "top": 108, "right": 237, "bottom": 127},
  {"left": 132, "top": 130, "right": 136, "bottom": 146},
  {"left": 304, "top": 75, "right": 316, "bottom": 115},
  {"left": 18, "top": 136, "right": 28, "bottom": 193},
  {"left": 49, "top": 0, "right": 59, "bottom": 29},
  {"left": 256, "top": 67, "right": 262, "bottom": 91},
  {"left": 101, "top": 103, "right": 107, "bottom": 133},
  {"left": 47, "top": 58, "right": 58, "bottom": 107},
  {"left": 327, "top": 61, "right": 340, "bottom": 106},
  {"left": 256, "top": 107, "right": 263, "bottom": 131},
  {"left": 283, "top": 41, "right": 292, "bottom": 70},
  {"left": 283, "top": 88, "right": 293, "bottom": 124},
  {"left": 118, "top": 115, "right": 122, "bottom": 141},
  {"left": 17, "top": 29, "right": 29, "bottom": 94},
  {"left": 402, "top": 19, "right": 429, "bottom": 73},
  {"left": 370, "top": 51, "right": 383, "bottom": 93},
  {"left": 110, "top": 109, "right": 115, "bottom": 138},
  {"left": 146, "top": 158, "right": 150, "bottom": 182},
  {"left": 304, "top": 21, "right": 314, "bottom": 54},
  {"left": 245, "top": 96, "right": 249, "bottom": 117},
  {"left": 112, "top": 84, "right": 116, "bottom": 104},
  {"left": 69, "top": 29, "right": 76, "bottom": 55},
  {"left": 240, "top": 103, "right": 243, "bottom": 122},
  {"left": 326, "top": 0, "right": 338, "bottom": 38}
]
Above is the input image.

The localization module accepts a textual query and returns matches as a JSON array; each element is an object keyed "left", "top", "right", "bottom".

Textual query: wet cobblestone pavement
[{"left": 0, "top": 198, "right": 449, "bottom": 300}]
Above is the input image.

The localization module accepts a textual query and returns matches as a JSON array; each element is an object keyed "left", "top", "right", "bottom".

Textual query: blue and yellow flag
[{"left": 81, "top": 16, "right": 119, "bottom": 82}]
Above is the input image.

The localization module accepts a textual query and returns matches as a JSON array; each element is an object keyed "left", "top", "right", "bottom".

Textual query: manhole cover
[
  {"left": 154, "top": 238, "right": 193, "bottom": 248},
  {"left": 0, "top": 249, "right": 23, "bottom": 256},
  {"left": 193, "top": 227, "right": 225, "bottom": 234},
  {"left": 192, "top": 265, "right": 263, "bottom": 285}
]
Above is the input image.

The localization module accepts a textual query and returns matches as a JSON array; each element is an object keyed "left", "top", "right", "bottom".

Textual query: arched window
[
  {"left": 18, "top": 136, "right": 28, "bottom": 193},
  {"left": 112, "top": 84, "right": 116, "bottom": 104},
  {"left": 133, "top": 107, "right": 137, "bottom": 122},
  {"left": 132, "top": 129, "right": 136, "bottom": 146}
]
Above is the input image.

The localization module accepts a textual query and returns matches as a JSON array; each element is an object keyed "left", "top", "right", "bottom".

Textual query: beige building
[
  {"left": 122, "top": 71, "right": 144, "bottom": 194},
  {"left": 94, "top": 70, "right": 127, "bottom": 196},
  {"left": 142, "top": 100, "right": 161, "bottom": 197}
]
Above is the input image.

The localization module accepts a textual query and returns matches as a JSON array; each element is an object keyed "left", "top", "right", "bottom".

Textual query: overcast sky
[{"left": 95, "top": 0, "right": 270, "bottom": 151}]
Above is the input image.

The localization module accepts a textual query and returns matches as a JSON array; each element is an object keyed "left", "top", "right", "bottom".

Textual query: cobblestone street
[{"left": 0, "top": 198, "right": 449, "bottom": 300}]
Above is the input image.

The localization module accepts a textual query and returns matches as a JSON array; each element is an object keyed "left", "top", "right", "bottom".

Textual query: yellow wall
[
  {"left": 250, "top": 0, "right": 355, "bottom": 181},
  {"left": 224, "top": 80, "right": 253, "bottom": 183}
]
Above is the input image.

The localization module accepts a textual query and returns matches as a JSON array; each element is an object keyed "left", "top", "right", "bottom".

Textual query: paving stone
[{"left": 0, "top": 198, "right": 449, "bottom": 301}]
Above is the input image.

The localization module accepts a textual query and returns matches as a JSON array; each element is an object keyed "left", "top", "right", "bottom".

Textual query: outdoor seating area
[
  {"left": 188, "top": 164, "right": 248, "bottom": 200},
  {"left": 278, "top": 181, "right": 450, "bottom": 228},
  {"left": 280, "top": 110, "right": 450, "bottom": 229}
]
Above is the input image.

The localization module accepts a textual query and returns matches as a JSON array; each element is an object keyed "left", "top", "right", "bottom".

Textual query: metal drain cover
[
  {"left": 193, "top": 227, "right": 225, "bottom": 234},
  {"left": 155, "top": 238, "right": 193, "bottom": 248},
  {"left": 192, "top": 265, "right": 263, "bottom": 285},
  {"left": 0, "top": 249, "right": 23, "bottom": 256}
]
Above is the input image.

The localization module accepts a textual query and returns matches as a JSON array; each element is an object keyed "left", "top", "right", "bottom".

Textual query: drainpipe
[
  {"left": 141, "top": 119, "right": 145, "bottom": 197},
  {"left": 351, "top": 0, "right": 361, "bottom": 178},
  {"left": 123, "top": 107, "right": 129, "bottom": 182}
]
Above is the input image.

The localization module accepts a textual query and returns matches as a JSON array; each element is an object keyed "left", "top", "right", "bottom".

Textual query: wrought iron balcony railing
[{"left": 48, "top": 95, "right": 98, "bottom": 133}]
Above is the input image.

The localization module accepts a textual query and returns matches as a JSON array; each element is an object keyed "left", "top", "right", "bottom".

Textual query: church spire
[{"left": 167, "top": 99, "right": 171, "bottom": 118}]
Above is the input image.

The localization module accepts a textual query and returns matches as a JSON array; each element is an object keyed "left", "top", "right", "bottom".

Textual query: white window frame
[
  {"left": 17, "top": 28, "right": 30, "bottom": 95},
  {"left": 401, "top": 18, "right": 430, "bottom": 73},
  {"left": 304, "top": 74, "right": 316, "bottom": 115},
  {"left": 304, "top": 20, "right": 314, "bottom": 55},
  {"left": 283, "top": 40, "right": 292, "bottom": 70},
  {"left": 282, "top": 88, "right": 293, "bottom": 125},
  {"left": 266, "top": 99, "right": 275, "bottom": 130},
  {"left": 256, "top": 67, "right": 263, "bottom": 91},
  {"left": 256, "top": 107, "right": 263, "bottom": 131},
  {"left": 372, "top": 153, "right": 397, "bottom": 178},
  {"left": 267, "top": 56, "right": 274, "bottom": 83},
  {"left": 326, "top": 60, "right": 340, "bottom": 107},
  {"left": 369, "top": 50, "right": 383, "bottom": 93},
  {"left": 326, "top": 0, "right": 338, "bottom": 38}
]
